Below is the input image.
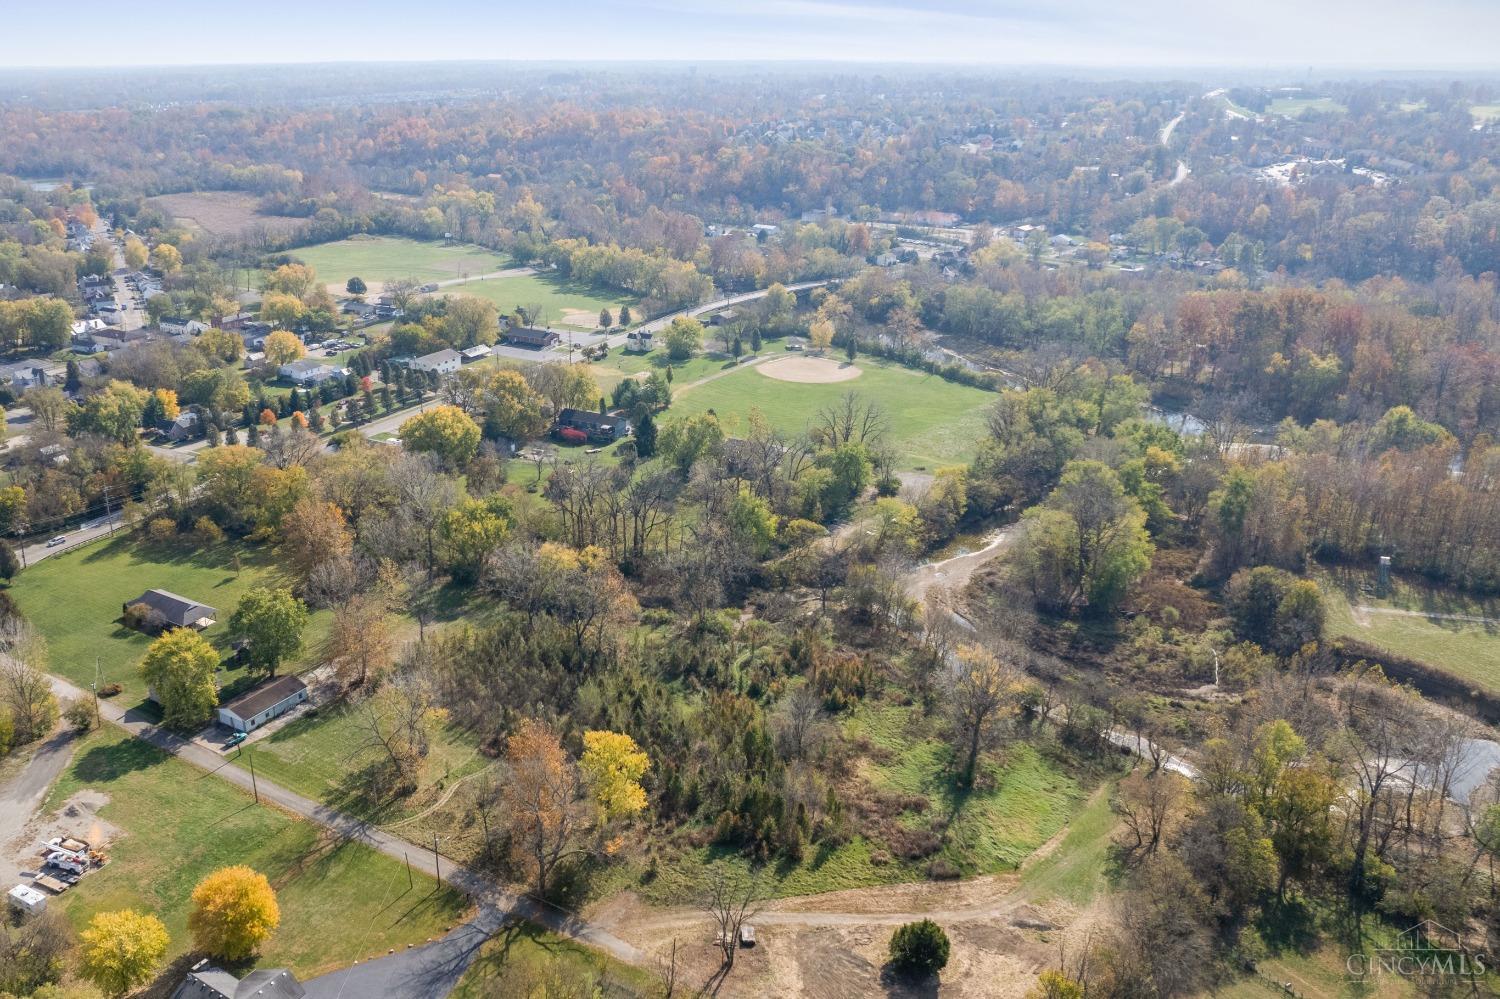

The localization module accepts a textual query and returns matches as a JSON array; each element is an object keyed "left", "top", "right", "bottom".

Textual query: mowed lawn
[
  {"left": 668, "top": 355, "right": 997, "bottom": 470},
  {"left": 8, "top": 536, "right": 331, "bottom": 705},
  {"left": 285, "top": 235, "right": 513, "bottom": 290},
  {"left": 47, "top": 729, "right": 468, "bottom": 980},
  {"left": 449, "top": 271, "right": 637, "bottom": 330},
  {"left": 1318, "top": 565, "right": 1500, "bottom": 693}
]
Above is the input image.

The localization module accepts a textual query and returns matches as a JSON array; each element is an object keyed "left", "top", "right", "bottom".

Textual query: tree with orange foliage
[{"left": 502, "top": 718, "right": 588, "bottom": 896}]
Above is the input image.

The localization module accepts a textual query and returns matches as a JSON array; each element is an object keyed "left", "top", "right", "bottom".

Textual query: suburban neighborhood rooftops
[{"left": 220, "top": 675, "right": 308, "bottom": 721}]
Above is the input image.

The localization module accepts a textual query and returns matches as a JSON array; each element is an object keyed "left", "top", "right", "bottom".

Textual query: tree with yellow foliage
[
  {"left": 78, "top": 909, "right": 169, "bottom": 997},
  {"left": 150, "top": 242, "right": 183, "bottom": 274},
  {"left": 808, "top": 317, "right": 835, "bottom": 353},
  {"left": 189, "top": 865, "right": 280, "bottom": 960},
  {"left": 123, "top": 236, "right": 149, "bottom": 271},
  {"left": 401, "top": 405, "right": 481, "bottom": 468},
  {"left": 946, "top": 643, "right": 1022, "bottom": 787},
  {"left": 263, "top": 329, "right": 306, "bottom": 367},
  {"left": 260, "top": 294, "right": 305, "bottom": 334},
  {"left": 580, "top": 730, "right": 650, "bottom": 825}
]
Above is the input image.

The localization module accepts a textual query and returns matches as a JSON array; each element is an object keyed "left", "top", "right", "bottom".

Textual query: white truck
[{"left": 44, "top": 852, "right": 86, "bottom": 875}]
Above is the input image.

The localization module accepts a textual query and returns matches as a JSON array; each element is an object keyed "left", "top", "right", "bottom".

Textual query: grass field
[
  {"left": 1016, "top": 781, "right": 1117, "bottom": 905},
  {"left": 284, "top": 236, "right": 513, "bottom": 292},
  {"left": 450, "top": 271, "right": 637, "bottom": 331},
  {"left": 451, "top": 921, "right": 655, "bottom": 998},
  {"left": 1268, "top": 97, "right": 1346, "bottom": 117},
  {"left": 1471, "top": 104, "right": 1500, "bottom": 125},
  {"left": 1318, "top": 565, "right": 1500, "bottom": 693},
  {"left": 46, "top": 729, "right": 468, "bottom": 981},
  {"left": 8, "top": 536, "right": 331, "bottom": 705},
  {"left": 668, "top": 353, "right": 997, "bottom": 470}
]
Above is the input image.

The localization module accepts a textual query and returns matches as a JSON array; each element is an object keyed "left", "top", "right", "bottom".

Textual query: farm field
[
  {"left": 8, "top": 536, "right": 332, "bottom": 705},
  {"left": 1317, "top": 565, "right": 1500, "bottom": 693},
  {"left": 45, "top": 729, "right": 468, "bottom": 981},
  {"left": 667, "top": 353, "right": 997, "bottom": 470},
  {"left": 450, "top": 270, "right": 637, "bottom": 331},
  {"left": 1268, "top": 97, "right": 1346, "bottom": 117},
  {"left": 148, "top": 190, "right": 305, "bottom": 240},
  {"left": 283, "top": 236, "right": 514, "bottom": 294}
]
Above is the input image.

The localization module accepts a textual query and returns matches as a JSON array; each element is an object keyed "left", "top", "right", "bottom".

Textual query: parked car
[
  {"left": 45, "top": 536, "right": 66, "bottom": 548},
  {"left": 225, "top": 731, "right": 247, "bottom": 749}
]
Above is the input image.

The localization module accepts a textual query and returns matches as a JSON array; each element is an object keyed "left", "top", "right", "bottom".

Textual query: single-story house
[
  {"left": 160, "top": 316, "right": 209, "bottom": 336},
  {"left": 340, "top": 300, "right": 376, "bottom": 320},
  {"left": 162, "top": 411, "right": 201, "bottom": 442},
  {"left": 0, "top": 362, "right": 49, "bottom": 390},
  {"left": 874, "top": 251, "right": 900, "bottom": 267},
  {"left": 502, "top": 326, "right": 560, "bottom": 349},
  {"left": 556, "top": 407, "right": 632, "bottom": 442},
  {"left": 124, "top": 589, "right": 218, "bottom": 630},
  {"left": 172, "top": 960, "right": 305, "bottom": 999},
  {"left": 373, "top": 304, "right": 404, "bottom": 320},
  {"left": 92, "top": 328, "right": 154, "bottom": 351},
  {"left": 709, "top": 308, "right": 739, "bottom": 326},
  {"left": 409, "top": 348, "right": 461, "bottom": 376},
  {"left": 280, "top": 359, "right": 346, "bottom": 385},
  {"left": 460, "top": 344, "right": 491, "bottom": 363},
  {"left": 216, "top": 675, "right": 309, "bottom": 734}
]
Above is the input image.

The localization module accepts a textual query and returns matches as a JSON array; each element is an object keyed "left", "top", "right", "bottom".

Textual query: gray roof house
[
  {"left": 124, "top": 589, "right": 218, "bottom": 629},
  {"left": 172, "top": 962, "right": 304, "bottom": 999},
  {"left": 409, "top": 348, "right": 461, "bottom": 376},
  {"left": 280, "top": 359, "right": 347, "bottom": 385},
  {"left": 556, "top": 407, "right": 632, "bottom": 441},
  {"left": 162, "top": 411, "right": 201, "bottom": 442},
  {"left": 217, "top": 675, "right": 309, "bottom": 733}
]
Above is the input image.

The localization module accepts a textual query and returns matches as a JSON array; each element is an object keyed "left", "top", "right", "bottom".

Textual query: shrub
[
  {"left": 556, "top": 426, "right": 588, "bottom": 445},
  {"left": 888, "top": 919, "right": 950, "bottom": 977},
  {"left": 194, "top": 515, "right": 225, "bottom": 544},
  {"left": 145, "top": 517, "right": 177, "bottom": 543},
  {"left": 64, "top": 697, "right": 97, "bottom": 732}
]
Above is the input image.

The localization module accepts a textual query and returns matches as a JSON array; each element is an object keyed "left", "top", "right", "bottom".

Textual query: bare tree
[
  {"left": 1117, "top": 769, "right": 1186, "bottom": 856},
  {"left": 774, "top": 683, "right": 828, "bottom": 761},
  {"left": 811, "top": 391, "right": 888, "bottom": 448},
  {"left": 702, "top": 865, "right": 764, "bottom": 969},
  {"left": 944, "top": 643, "right": 1021, "bottom": 787}
]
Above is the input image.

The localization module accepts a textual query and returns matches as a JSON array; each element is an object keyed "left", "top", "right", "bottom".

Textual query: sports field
[
  {"left": 283, "top": 236, "right": 514, "bottom": 294},
  {"left": 1268, "top": 97, "right": 1346, "bottom": 117},
  {"left": 1318, "top": 566, "right": 1500, "bottom": 693},
  {"left": 668, "top": 353, "right": 996, "bottom": 470}
]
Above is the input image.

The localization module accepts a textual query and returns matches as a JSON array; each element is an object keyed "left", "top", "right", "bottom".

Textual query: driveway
[
  {"left": 0, "top": 729, "right": 79, "bottom": 883},
  {"left": 301, "top": 905, "right": 507, "bottom": 999}
]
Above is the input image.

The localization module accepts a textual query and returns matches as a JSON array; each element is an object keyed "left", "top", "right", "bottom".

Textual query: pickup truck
[{"left": 45, "top": 852, "right": 87, "bottom": 875}]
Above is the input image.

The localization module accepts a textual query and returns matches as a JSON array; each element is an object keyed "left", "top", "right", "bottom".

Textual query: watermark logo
[{"left": 1347, "top": 920, "right": 1486, "bottom": 981}]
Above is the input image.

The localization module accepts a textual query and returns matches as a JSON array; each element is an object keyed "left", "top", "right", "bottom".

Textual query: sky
[{"left": 8, "top": 0, "right": 1500, "bottom": 70}]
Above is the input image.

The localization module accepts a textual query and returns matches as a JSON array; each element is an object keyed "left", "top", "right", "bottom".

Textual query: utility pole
[
  {"left": 404, "top": 852, "right": 413, "bottom": 890},
  {"left": 92, "top": 656, "right": 101, "bottom": 728},
  {"left": 432, "top": 835, "right": 440, "bottom": 884},
  {"left": 248, "top": 748, "right": 259, "bottom": 803}
]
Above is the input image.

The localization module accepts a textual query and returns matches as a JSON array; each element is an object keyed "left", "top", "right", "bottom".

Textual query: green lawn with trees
[
  {"left": 448, "top": 271, "right": 638, "bottom": 330},
  {"left": 8, "top": 536, "right": 332, "bottom": 705},
  {"left": 45, "top": 728, "right": 468, "bottom": 981}
]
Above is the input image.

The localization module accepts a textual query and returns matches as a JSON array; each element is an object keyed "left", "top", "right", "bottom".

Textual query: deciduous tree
[
  {"left": 188, "top": 866, "right": 280, "bottom": 961},
  {"left": 78, "top": 909, "right": 169, "bottom": 998},
  {"left": 137, "top": 628, "right": 219, "bottom": 728}
]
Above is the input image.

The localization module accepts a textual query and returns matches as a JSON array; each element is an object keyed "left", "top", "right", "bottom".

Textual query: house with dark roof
[
  {"left": 172, "top": 961, "right": 305, "bottom": 999},
  {"left": 555, "top": 407, "right": 632, "bottom": 442},
  {"left": 217, "top": 674, "right": 309, "bottom": 733},
  {"left": 124, "top": 589, "right": 218, "bottom": 630},
  {"left": 502, "top": 326, "right": 560, "bottom": 349},
  {"left": 162, "top": 411, "right": 201, "bottom": 442}
]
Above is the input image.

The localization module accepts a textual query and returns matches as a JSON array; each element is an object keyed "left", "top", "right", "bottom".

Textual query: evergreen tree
[{"left": 635, "top": 411, "right": 657, "bottom": 458}]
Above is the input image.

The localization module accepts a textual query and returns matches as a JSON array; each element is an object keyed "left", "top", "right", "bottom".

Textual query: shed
[
  {"left": 217, "top": 675, "right": 309, "bottom": 733},
  {"left": 460, "top": 344, "right": 492, "bottom": 363},
  {"left": 7, "top": 885, "right": 46, "bottom": 915}
]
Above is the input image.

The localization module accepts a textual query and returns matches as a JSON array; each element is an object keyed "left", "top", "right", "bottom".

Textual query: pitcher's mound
[{"left": 759, "top": 355, "right": 862, "bottom": 384}]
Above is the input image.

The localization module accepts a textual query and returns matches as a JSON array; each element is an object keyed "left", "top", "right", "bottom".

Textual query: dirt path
[
  {"left": 905, "top": 526, "right": 1016, "bottom": 608},
  {"left": 0, "top": 728, "right": 78, "bottom": 883}
]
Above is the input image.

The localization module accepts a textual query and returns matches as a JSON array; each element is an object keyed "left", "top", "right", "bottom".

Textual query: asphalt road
[
  {"left": 302, "top": 905, "right": 509, "bottom": 999},
  {"left": 18, "top": 514, "right": 123, "bottom": 568}
]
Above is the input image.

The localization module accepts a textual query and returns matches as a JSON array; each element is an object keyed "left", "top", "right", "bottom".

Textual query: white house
[
  {"left": 279, "top": 359, "right": 347, "bottom": 386},
  {"left": 217, "top": 675, "right": 309, "bottom": 733},
  {"left": 159, "top": 317, "right": 209, "bottom": 336},
  {"left": 409, "top": 348, "right": 461, "bottom": 377}
]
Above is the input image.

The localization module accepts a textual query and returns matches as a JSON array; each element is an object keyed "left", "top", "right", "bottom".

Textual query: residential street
[
  {"left": 301, "top": 905, "right": 509, "bottom": 999},
  {"left": 41, "top": 674, "right": 646, "bottom": 968}
]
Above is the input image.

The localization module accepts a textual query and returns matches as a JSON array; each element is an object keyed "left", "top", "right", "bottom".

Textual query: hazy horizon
[{"left": 7, "top": 0, "right": 1500, "bottom": 72}]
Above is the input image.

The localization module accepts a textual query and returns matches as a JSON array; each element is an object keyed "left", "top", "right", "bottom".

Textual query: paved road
[
  {"left": 18, "top": 514, "right": 123, "bottom": 568},
  {"left": 43, "top": 674, "right": 646, "bottom": 968},
  {"left": 0, "top": 729, "right": 79, "bottom": 881},
  {"left": 1159, "top": 111, "right": 1191, "bottom": 187},
  {"left": 302, "top": 905, "right": 508, "bottom": 999}
]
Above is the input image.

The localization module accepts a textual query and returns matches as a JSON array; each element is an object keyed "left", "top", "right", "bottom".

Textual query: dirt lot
[
  {"left": 148, "top": 191, "right": 306, "bottom": 240},
  {"left": 758, "top": 355, "right": 864, "bottom": 384},
  {"left": 3, "top": 789, "right": 117, "bottom": 886}
]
